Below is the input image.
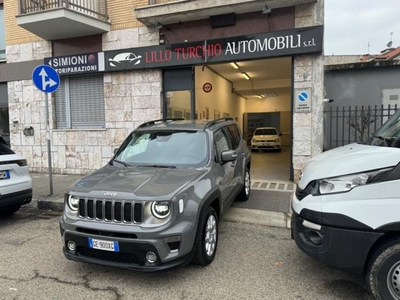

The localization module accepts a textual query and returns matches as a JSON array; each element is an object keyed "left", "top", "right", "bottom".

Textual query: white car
[
  {"left": 251, "top": 127, "right": 282, "bottom": 152},
  {"left": 0, "top": 140, "right": 32, "bottom": 216}
]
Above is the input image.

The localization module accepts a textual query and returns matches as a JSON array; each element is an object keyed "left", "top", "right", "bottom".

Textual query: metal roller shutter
[
  {"left": 55, "top": 75, "right": 105, "bottom": 129},
  {"left": 55, "top": 78, "right": 67, "bottom": 129}
]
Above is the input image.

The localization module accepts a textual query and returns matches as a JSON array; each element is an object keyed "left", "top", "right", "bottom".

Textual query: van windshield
[{"left": 365, "top": 110, "right": 400, "bottom": 148}]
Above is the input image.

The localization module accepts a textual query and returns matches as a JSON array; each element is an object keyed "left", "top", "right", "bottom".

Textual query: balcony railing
[
  {"left": 148, "top": 0, "right": 181, "bottom": 4},
  {"left": 19, "top": 0, "right": 108, "bottom": 21}
]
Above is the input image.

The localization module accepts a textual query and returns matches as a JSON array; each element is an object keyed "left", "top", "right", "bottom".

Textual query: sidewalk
[{"left": 30, "top": 172, "right": 292, "bottom": 228}]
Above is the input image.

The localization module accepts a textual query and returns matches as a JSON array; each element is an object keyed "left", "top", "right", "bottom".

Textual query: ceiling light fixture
[
  {"left": 262, "top": 5, "right": 272, "bottom": 15},
  {"left": 155, "top": 22, "right": 163, "bottom": 30},
  {"left": 241, "top": 72, "right": 250, "bottom": 80},
  {"left": 230, "top": 62, "right": 239, "bottom": 69}
]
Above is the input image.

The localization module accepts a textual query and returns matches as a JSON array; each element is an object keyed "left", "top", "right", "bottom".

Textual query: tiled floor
[{"left": 250, "top": 146, "right": 291, "bottom": 182}]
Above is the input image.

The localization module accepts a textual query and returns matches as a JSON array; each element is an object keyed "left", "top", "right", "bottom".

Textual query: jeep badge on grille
[{"left": 104, "top": 191, "right": 118, "bottom": 197}]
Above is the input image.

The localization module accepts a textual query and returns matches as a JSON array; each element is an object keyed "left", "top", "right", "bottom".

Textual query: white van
[{"left": 291, "top": 110, "right": 400, "bottom": 300}]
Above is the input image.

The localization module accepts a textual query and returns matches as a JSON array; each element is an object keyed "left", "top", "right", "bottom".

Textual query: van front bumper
[{"left": 291, "top": 211, "right": 383, "bottom": 275}]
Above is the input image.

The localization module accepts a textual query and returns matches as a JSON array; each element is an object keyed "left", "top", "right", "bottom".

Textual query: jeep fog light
[
  {"left": 146, "top": 252, "right": 157, "bottom": 263},
  {"left": 151, "top": 201, "right": 170, "bottom": 219},
  {"left": 68, "top": 195, "right": 80, "bottom": 211},
  {"left": 67, "top": 241, "right": 76, "bottom": 251}
]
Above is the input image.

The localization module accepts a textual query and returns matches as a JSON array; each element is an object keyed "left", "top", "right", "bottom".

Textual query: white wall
[
  {"left": 195, "top": 66, "right": 245, "bottom": 131},
  {"left": 246, "top": 90, "right": 291, "bottom": 112}
]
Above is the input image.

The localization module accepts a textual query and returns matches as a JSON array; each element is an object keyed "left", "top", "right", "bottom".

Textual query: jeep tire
[
  {"left": 192, "top": 206, "right": 218, "bottom": 266},
  {"left": 237, "top": 167, "right": 250, "bottom": 201}
]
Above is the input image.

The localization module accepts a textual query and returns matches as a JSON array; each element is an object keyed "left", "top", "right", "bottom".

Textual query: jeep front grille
[{"left": 78, "top": 198, "right": 143, "bottom": 223}]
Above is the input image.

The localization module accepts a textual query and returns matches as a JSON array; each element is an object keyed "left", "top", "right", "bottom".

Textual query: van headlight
[
  {"left": 315, "top": 168, "right": 393, "bottom": 195},
  {"left": 151, "top": 201, "right": 171, "bottom": 219},
  {"left": 68, "top": 195, "right": 80, "bottom": 211}
]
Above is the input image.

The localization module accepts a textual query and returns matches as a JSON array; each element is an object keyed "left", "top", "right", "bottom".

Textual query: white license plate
[
  {"left": 88, "top": 238, "right": 119, "bottom": 252},
  {"left": 0, "top": 170, "right": 10, "bottom": 180}
]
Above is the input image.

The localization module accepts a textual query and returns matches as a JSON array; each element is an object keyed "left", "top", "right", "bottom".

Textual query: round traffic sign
[
  {"left": 32, "top": 65, "right": 60, "bottom": 93},
  {"left": 297, "top": 91, "right": 309, "bottom": 102}
]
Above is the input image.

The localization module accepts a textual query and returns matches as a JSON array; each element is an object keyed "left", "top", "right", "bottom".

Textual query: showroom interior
[{"left": 163, "top": 57, "right": 293, "bottom": 181}]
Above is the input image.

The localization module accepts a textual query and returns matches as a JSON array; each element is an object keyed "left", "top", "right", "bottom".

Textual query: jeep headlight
[
  {"left": 68, "top": 195, "right": 80, "bottom": 211},
  {"left": 151, "top": 201, "right": 171, "bottom": 219},
  {"left": 315, "top": 168, "right": 393, "bottom": 195}
]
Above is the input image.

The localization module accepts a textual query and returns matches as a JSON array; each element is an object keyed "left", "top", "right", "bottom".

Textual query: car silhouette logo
[{"left": 108, "top": 52, "right": 142, "bottom": 67}]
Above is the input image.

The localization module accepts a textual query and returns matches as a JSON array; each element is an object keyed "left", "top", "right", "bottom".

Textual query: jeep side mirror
[{"left": 221, "top": 150, "right": 237, "bottom": 162}]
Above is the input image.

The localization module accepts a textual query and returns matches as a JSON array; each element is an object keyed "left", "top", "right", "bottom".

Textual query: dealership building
[{"left": 1, "top": 0, "right": 324, "bottom": 181}]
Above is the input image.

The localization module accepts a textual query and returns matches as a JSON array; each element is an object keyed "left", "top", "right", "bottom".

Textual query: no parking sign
[{"left": 295, "top": 88, "right": 311, "bottom": 113}]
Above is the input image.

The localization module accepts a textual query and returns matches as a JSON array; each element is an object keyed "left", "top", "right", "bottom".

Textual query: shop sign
[
  {"left": 104, "top": 25, "right": 323, "bottom": 71},
  {"left": 44, "top": 52, "right": 105, "bottom": 75},
  {"left": 295, "top": 88, "right": 312, "bottom": 113},
  {"left": 43, "top": 26, "right": 322, "bottom": 75}
]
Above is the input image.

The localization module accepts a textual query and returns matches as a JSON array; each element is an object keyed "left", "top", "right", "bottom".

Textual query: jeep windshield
[
  {"left": 364, "top": 110, "right": 400, "bottom": 148},
  {"left": 112, "top": 130, "right": 209, "bottom": 167}
]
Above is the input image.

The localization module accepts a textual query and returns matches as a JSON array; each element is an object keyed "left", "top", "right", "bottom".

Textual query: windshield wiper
[
  {"left": 372, "top": 135, "right": 393, "bottom": 146},
  {"left": 137, "top": 164, "right": 176, "bottom": 169},
  {"left": 112, "top": 159, "right": 131, "bottom": 167}
]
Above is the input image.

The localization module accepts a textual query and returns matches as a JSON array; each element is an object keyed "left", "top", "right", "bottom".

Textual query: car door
[
  {"left": 226, "top": 124, "right": 244, "bottom": 194},
  {"left": 213, "top": 128, "right": 236, "bottom": 207}
]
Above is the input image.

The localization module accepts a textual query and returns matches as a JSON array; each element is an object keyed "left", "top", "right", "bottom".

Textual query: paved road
[{"left": 0, "top": 206, "right": 373, "bottom": 300}]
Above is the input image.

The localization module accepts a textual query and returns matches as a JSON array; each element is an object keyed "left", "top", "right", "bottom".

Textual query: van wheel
[
  {"left": 192, "top": 206, "right": 218, "bottom": 266},
  {"left": 367, "top": 240, "right": 400, "bottom": 300},
  {"left": 0, "top": 204, "right": 21, "bottom": 216},
  {"left": 237, "top": 167, "right": 250, "bottom": 201}
]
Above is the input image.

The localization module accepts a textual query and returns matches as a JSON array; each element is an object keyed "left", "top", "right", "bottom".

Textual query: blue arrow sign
[{"left": 32, "top": 65, "right": 60, "bottom": 93}]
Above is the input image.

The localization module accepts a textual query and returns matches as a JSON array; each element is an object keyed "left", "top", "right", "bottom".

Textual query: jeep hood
[
  {"left": 69, "top": 165, "right": 205, "bottom": 198},
  {"left": 298, "top": 143, "right": 400, "bottom": 189}
]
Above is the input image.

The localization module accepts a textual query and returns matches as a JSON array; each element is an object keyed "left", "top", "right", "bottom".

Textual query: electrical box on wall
[{"left": 23, "top": 126, "right": 34, "bottom": 136}]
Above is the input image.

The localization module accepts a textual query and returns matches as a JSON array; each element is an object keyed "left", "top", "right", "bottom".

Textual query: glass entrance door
[
  {"left": 166, "top": 90, "right": 192, "bottom": 119},
  {"left": 163, "top": 68, "right": 194, "bottom": 120}
]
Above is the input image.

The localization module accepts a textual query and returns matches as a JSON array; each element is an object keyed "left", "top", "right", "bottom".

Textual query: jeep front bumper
[{"left": 59, "top": 215, "right": 196, "bottom": 271}]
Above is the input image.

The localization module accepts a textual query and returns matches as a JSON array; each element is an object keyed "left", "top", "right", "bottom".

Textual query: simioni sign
[{"left": 44, "top": 52, "right": 105, "bottom": 75}]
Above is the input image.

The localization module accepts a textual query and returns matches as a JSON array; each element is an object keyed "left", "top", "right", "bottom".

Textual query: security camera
[{"left": 323, "top": 98, "right": 334, "bottom": 103}]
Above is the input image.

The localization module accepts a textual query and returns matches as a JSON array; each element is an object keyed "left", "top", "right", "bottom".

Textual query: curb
[
  {"left": 223, "top": 207, "right": 291, "bottom": 229},
  {"left": 36, "top": 198, "right": 64, "bottom": 212}
]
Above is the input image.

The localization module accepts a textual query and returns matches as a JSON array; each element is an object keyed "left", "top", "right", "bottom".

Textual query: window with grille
[{"left": 54, "top": 75, "right": 105, "bottom": 129}]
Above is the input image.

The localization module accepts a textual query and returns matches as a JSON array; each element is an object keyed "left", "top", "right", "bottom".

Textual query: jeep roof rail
[
  {"left": 204, "top": 117, "right": 234, "bottom": 129},
  {"left": 137, "top": 118, "right": 185, "bottom": 129}
]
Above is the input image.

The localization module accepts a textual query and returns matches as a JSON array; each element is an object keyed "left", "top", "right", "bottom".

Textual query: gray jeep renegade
[{"left": 59, "top": 118, "right": 251, "bottom": 271}]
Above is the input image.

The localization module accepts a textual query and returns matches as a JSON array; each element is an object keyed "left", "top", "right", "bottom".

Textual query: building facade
[{"left": 2, "top": 0, "right": 324, "bottom": 181}]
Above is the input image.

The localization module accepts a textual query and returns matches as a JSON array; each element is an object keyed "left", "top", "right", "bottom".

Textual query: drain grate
[{"left": 251, "top": 180, "right": 294, "bottom": 192}]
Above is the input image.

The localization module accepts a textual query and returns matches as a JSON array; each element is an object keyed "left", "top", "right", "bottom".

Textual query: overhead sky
[{"left": 324, "top": 0, "right": 400, "bottom": 55}]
